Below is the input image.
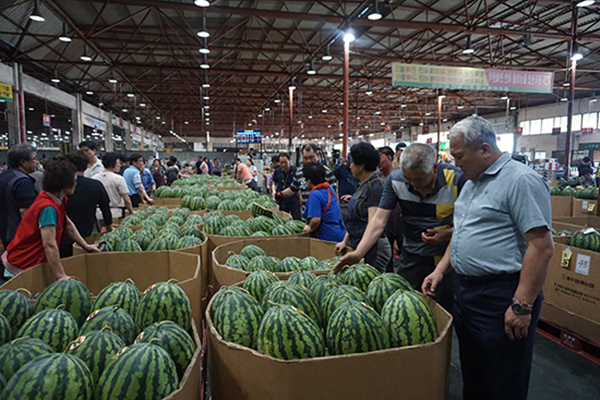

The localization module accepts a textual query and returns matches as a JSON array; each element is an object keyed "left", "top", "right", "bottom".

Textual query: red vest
[{"left": 7, "top": 191, "right": 67, "bottom": 271}]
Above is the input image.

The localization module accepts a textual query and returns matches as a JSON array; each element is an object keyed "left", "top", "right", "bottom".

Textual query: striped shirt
[
  {"left": 379, "top": 164, "right": 467, "bottom": 257},
  {"left": 290, "top": 164, "right": 337, "bottom": 205}
]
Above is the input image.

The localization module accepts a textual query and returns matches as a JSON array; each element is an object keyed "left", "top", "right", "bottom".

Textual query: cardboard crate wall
[
  {"left": 551, "top": 196, "right": 573, "bottom": 218},
  {"left": 572, "top": 199, "right": 598, "bottom": 217}
]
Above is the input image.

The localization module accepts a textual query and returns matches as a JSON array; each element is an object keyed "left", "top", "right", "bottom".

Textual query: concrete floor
[{"left": 448, "top": 331, "right": 600, "bottom": 400}]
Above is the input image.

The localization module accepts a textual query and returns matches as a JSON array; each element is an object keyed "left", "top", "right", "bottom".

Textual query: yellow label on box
[
  {"left": 588, "top": 202, "right": 595, "bottom": 212},
  {"left": 561, "top": 248, "right": 572, "bottom": 269}
]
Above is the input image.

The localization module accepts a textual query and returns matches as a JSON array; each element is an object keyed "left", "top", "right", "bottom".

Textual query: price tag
[
  {"left": 588, "top": 202, "right": 596, "bottom": 212},
  {"left": 575, "top": 253, "right": 591, "bottom": 276},
  {"left": 582, "top": 201, "right": 589, "bottom": 210},
  {"left": 583, "top": 227, "right": 599, "bottom": 235},
  {"left": 561, "top": 247, "right": 572, "bottom": 269}
]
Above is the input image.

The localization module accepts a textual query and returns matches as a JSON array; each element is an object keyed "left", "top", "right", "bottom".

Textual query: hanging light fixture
[
  {"left": 289, "top": 78, "right": 297, "bottom": 90},
  {"left": 197, "top": 13, "right": 210, "bottom": 38},
  {"left": 307, "top": 59, "right": 316, "bottom": 75},
  {"left": 80, "top": 45, "right": 92, "bottom": 62},
  {"left": 343, "top": 27, "right": 355, "bottom": 43},
  {"left": 368, "top": 0, "right": 382, "bottom": 20},
  {"left": 571, "top": 42, "right": 583, "bottom": 61},
  {"left": 108, "top": 72, "right": 118, "bottom": 84},
  {"left": 322, "top": 44, "right": 333, "bottom": 61},
  {"left": 29, "top": 0, "right": 45, "bottom": 22},
  {"left": 51, "top": 71, "right": 60, "bottom": 83},
  {"left": 462, "top": 36, "right": 475, "bottom": 54},
  {"left": 200, "top": 55, "right": 210, "bottom": 69},
  {"left": 202, "top": 82, "right": 210, "bottom": 88},
  {"left": 366, "top": 83, "right": 373, "bottom": 96},
  {"left": 59, "top": 23, "right": 71, "bottom": 42},
  {"left": 195, "top": 0, "right": 210, "bottom": 6},
  {"left": 274, "top": 94, "right": 281, "bottom": 103},
  {"left": 577, "top": 0, "right": 595, "bottom": 6}
]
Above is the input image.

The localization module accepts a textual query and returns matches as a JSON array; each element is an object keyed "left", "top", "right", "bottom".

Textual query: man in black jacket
[{"left": 60, "top": 150, "right": 112, "bottom": 258}]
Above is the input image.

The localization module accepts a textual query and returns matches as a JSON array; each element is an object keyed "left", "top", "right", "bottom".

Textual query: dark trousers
[
  {"left": 129, "top": 194, "right": 141, "bottom": 208},
  {"left": 245, "top": 180, "right": 258, "bottom": 191},
  {"left": 454, "top": 274, "right": 542, "bottom": 400},
  {"left": 278, "top": 199, "right": 301, "bottom": 221}
]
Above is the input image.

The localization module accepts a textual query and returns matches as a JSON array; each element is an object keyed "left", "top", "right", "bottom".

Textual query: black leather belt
[{"left": 457, "top": 272, "right": 520, "bottom": 286}]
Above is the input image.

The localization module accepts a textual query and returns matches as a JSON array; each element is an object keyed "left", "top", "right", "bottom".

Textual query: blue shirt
[
  {"left": 451, "top": 153, "right": 552, "bottom": 276},
  {"left": 123, "top": 166, "right": 143, "bottom": 196},
  {"left": 141, "top": 169, "right": 156, "bottom": 193},
  {"left": 0, "top": 169, "right": 38, "bottom": 244},
  {"left": 304, "top": 186, "right": 346, "bottom": 243},
  {"left": 334, "top": 164, "right": 358, "bottom": 197}
]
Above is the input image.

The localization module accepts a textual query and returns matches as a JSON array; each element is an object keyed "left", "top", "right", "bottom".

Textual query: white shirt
[
  {"left": 84, "top": 157, "right": 105, "bottom": 178},
  {"left": 93, "top": 171, "right": 129, "bottom": 219},
  {"left": 249, "top": 165, "right": 258, "bottom": 182}
]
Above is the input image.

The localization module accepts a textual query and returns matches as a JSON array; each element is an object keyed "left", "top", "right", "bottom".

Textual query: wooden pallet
[{"left": 537, "top": 319, "right": 600, "bottom": 365}]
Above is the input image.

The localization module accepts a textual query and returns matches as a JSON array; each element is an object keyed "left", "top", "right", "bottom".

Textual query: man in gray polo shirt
[{"left": 422, "top": 116, "right": 554, "bottom": 400}]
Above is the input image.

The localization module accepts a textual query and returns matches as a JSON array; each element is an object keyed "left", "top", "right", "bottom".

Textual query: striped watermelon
[
  {"left": 136, "top": 280, "right": 192, "bottom": 332},
  {"left": 247, "top": 256, "right": 272, "bottom": 272},
  {"left": 93, "top": 279, "right": 141, "bottom": 318},
  {"left": 205, "top": 196, "right": 221, "bottom": 210},
  {"left": 241, "top": 245, "right": 267, "bottom": 259},
  {"left": 288, "top": 271, "right": 316, "bottom": 287},
  {"left": 268, "top": 256, "right": 281, "bottom": 271},
  {"left": 250, "top": 216, "right": 277, "bottom": 233},
  {"left": 0, "top": 337, "right": 52, "bottom": 382},
  {"left": 180, "top": 225, "right": 203, "bottom": 239},
  {"left": 302, "top": 257, "right": 320, "bottom": 271},
  {"left": 80, "top": 306, "right": 137, "bottom": 345},
  {"left": 0, "top": 373, "right": 5, "bottom": 394},
  {"left": 209, "top": 286, "right": 248, "bottom": 318},
  {"left": 326, "top": 299, "right": 390, "bottom": 355},
  {"left": 113, "top": 226, "right": 134, "bottom": 240},
  {"left": 178, "top": 236, "right": 203, "bottom": 249},
  {"left": 367, "top": 273, "right": 414, "bottom": 313},
  {"left": 243, "top": 271, "right": 279, "bottom": 302},
  {"left": 319, "top": 256, "right": 341, "bottom": 270},
  {"left": 146, "top": 236, "right": 172, "bottom": 251},
  {"left": 257, "top": 303, "right": 325, "bottom": 360},
  {"left": 307, "top": 274, "right": 340, "bottom": 305},
  {"left": 570, "top": 228, "right": 600, "bottom": 251},
  {"left": 278, "top": 256, "right": 303, "bottom": 273},
  {"left": 225, "top": 253, "right": 251, "bottom": 270},
  {"left": 251, "top": 203, "right": 273, "bottom": 218},
  {"left": 131, "top": 231, "right": 152, "bottom": 250},
  {"left": 285, "top": 220, "right": 305, "bottom": 234},
  {"left": 272, "top": 224, "right": 295, "bottom": 236},
  {"left": 381, "top": 290, "right": 438, "bottom": 347},
  {"left": 94, "top": 343, "right": 179, "bottom": 400},
  {"left": 340, "top": 263, "right": 381, "bottom": 293},
  {"left": 16, "top": 307, "right": 79, "bottom": 352},
  {"left": 140, "top": 225, "right": 158, "bottom": 239},
  {"left": 213, "top": 289, "right": 264, "bottom": 349},
  {"left": 262, "top": 281, "right": 323, "bottom": 328},
  {"left": 322, "top": 284, "right": 372, "bottom": 327},
  {"left": 135, "top": 321, "right": 196, "bottom": 379},
  {"left": 252, "top": 231, "right": 270, "bottom": 237},
  {"left": 224, "top": 214, "right": 243, "bottom": 226},
  {"left": 0, "top": 289, "right": 32, "bottom": 338},
  {"left": 115, "top": 238, "right": 143, "bottom": 252},
  {"left": 0, "top": 315, "right": 9, "bottom": 346},
  {"left": 33, "top": 278, "right": 92, "bottom": 327},
  {"left": 0, "top": 353, "right": 93, "bottom": 400},
  {"left": 271, "top": 212, "right": 287, "bottom": 226},
  {"left": 184, "top": 214, "right": 204, "bottom": 226},
  {"left": 205, "top": 215, "right": 227, "bottom": 235},
  {"left": 67, "top": 327, "right": 125, "bottom": 384}
]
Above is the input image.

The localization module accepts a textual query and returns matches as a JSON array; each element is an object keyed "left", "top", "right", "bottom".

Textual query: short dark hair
[
  {"left": 247, "top": 159, "right": 254, "bottom": 165},
  {"left": 66, "top": 150, "right": 90, "bottom": 172},
  {"left": 169, "top": 156, "right": 178, "bottom": 163},
  {"left": 279, "top": 152, "right": 290, "bottom": 160},
  {"left": 351, "top": 143, "right": 380, "bottom": 172},
  {"left": 130, "top": 153, "right": 143, "bottom": 163},
  {"left": 117, "top": 153, "right": 128, "bottom": 163},
  {"left": 166, "top": 161, "right": 174, "bottom": 167},
  {"left": 102, "top": 152, "right": 120, "bottom": 169},
  {"left": 378, "top": 146, "right": 394, "bottom": 158},
  {"left": 302, "top": 162, "right": 327, "bottom": 185},
  {"left": 396, "top": 142, "right": 407, "bottom": 151},
  {"left": 7, "top": 143, "right": 36, "bottom": 169},
  {"left": 272, "top": 155, "right": 280, "bottom": 163},
  {"left": 302, "top": 143, "right": 319, "bottom": 154},
  {"left": 79, "top": 141, "right": 97, "bottom": 151},
  {"left": 43, "top": 155, "right": 77, "bottom": 193},
  {"left": 234, "top": 157, "right": 241, "bottom": 163}
]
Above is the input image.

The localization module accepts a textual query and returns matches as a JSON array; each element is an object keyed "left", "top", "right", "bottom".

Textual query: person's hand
[
  {"left": 332, "top": 251, "right": 362, "bottom": 274},
  {"left": 504, "top": 306, "right": 531, "bottom": 341},
  {"left": 340, "top": 195, "right": 352, "bottom": 203},
  {"left": 303, "top": 225, "right": 311, "bottom": 233},
  {"left": 84, "top": 244, "right": 102, "bottom": 253},
  {"left": 422, "top": 270, "right": 444, "bottom": 297},
  {"left": 106, "top": 225, "right": 113, "bottom": 232},
  {"left": 421, "top": 229, "right": 452, "bottom": 246},
  {"left": 335, "top": 241, "right": 347, "bottom": 254},
  {"left": 56, "top": 274, "right": 70, "bottom": 281},
  {"left": 147, "top": 198, "right": 154, "bottom": 205}
]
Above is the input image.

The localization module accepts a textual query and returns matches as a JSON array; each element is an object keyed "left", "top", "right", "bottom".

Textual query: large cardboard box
[
  {"left": 163, "top": 320, "right": 203, "bottom": 400},
  {"left": 572, "top": 198, "right": 598, "bottom": 216},
  {"left": 1, "top": 252, "right": 203, "bottom": 332},
  {"left": 211, "top": 237, "right": 350, "bottom": 289},
  {"left": 540, "top": 301, "right": 600, "bottom": 346},
  {"left": 543, "top": 242, "right": 600, "bottom": 326},
  {"left": 552, "top": 216, "right": 600, "bottom": 229},
  {"left": 150, "top": 198, "right": 183, "bottom": 207},
  {"left": 551, "top": 196, "right": 573, "bottom": 218},
  {"left": 206, "top": 294, "right": 452, "bottom": 400}
]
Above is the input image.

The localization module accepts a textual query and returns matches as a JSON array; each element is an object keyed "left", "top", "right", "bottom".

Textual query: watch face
[{"left": 512, "top": 303, "right": 523, "bottom": 314}]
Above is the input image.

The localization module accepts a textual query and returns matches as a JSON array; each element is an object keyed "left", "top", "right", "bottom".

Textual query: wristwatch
[{"left": 511, "top": 298, "right": 533, "bottom": 315}]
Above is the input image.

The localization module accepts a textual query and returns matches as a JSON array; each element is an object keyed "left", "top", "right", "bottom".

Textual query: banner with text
[
  {"left": 392, "top": 63, "right": 554, "bottom": 93},
  {"left": 0, "top": 83, "right": 12, "bottom": 102}
]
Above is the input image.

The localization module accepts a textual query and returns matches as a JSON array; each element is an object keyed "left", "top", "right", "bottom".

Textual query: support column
[
  {"left": 7, "top": 63, "right": 25, "bottom": 144},
  {"left": 124, "top": 122, "right": 132, "bottom": 151},
  {"left": 71, "top": 93, "right": 83, "bottom": 146},
  {"left": 288, "top": 87, "right": 294, "bottom": 151},
  {"left": 104, "top": 113, "right": 114, "bottom": 152},
  {"left": 565, "top": 3, "right": 578, "bottom": 178},
  {"left": 206, "top": 140, "right": 214, "bottom": 151},
  {"left": 436, "top": 95, "right": 442, "bottom": 157},
  {"left": 342, "top": 40, "right": 350, "bottom": 160}
]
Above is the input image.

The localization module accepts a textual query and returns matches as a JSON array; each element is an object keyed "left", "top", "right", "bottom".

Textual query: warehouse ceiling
[{"left": 1, "top": 0, "right": 600, "bottom": 139}]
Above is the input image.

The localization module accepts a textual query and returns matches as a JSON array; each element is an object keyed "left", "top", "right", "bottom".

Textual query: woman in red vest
[{"left": 1, "top": 155, "right": 100, "bottom": 281}]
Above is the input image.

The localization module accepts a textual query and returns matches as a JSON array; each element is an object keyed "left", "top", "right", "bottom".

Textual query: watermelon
[
  {"left": 285, "top": 220, "right": 305, "bottom": 234},
  {"left": 0, "top": 353, "right": 93, "bottom": 400},
  {"left": 251, "top": 203, "right": 273, "bottom": 218},
  {"left": 0, "top": 289, "right": 32, "bottom": 338},
  {"left": 272, "top": 224, "right": 295, "bottom": 236},
  {"left": 0, "top": 337, "right": 52, "bottom": 382},
  {"left": 243, "top": 271, "right": 279, "bottom": 302},
  {"left": 205, "top": 196, "right": 221, "bottom": 210},
  {"left": 180, "top": 225, "right": 203, "bottom": 239},
  {"left": 367, "top": 273, "right": 414, "bottom": 313},
  {"left": 321, "top": 284, "right": 372, "bottom": 327},
  {"left": 326, "top": 298, "right": 390, "bottom": 355},
  {"left": 32, "top": 278, "right": 92, "bottom": 327},
  {"left": 113, "top": 226, "right": 134, "bottom": 240},
  {"left": 135, "top": 321, "right": 196, "bottom": 379},
  {"left": 381, "top": 290, "right": 438, "bottom": 347},
  {"left": 268, "top": 256, "right": 281, "bottom": 271},
  {"left": 278, "top": 256, "right": 303, "bottom": 273},
  {"left": 115, "top": 238, "right": 143, "bottom": 252},
  {"left": 16, "top": 307, "right": 79, "bottom": 352},
  {"left": 79, "top": 306, "right": 137, "bottom": 345},
  {"left": 140, "top": 225, "right": 158, "bottom": 239},
  {"left": 262, "top": 281, "right": 323, "bottom": 328},
  {"left": 0, "top": 315, "right": 9, "bottom": 346},
  {"left": 288, "top": 270, "right": 316, "bottom": 287},
  {"left": 570, "top": 228, "right": 600, "bottom": 251},
  {"left": 136, "top": 280, "right": 192, "bottom": 332},
  {"left": 340, "top": 263, "right": 381, "bottom": 292},
  {"left": 94, "top": 343, "right": 179, "bottom": 400},
  {"left": 252, "top": 231, "right": 271, "bottom": 237},
  {"left": 93, "top": 279, "right": 141, "bottom": 318},
  {"left": 241, "top": 245, "right": 267, "bottom": 259},
  {"left": 302, "top": 257, "right": 320, "bottom": 271},
  {"left": 271, "top": 212, "right": 287, "bottom": 225},
  {"left": 67, "top": 326, "right": 126, "bottom": 384},
  {"left": 225, "top": 253, "right": 251, "bottom": 270},
  {"left": 307, "top": 274, "right": 340, "bottom": 305},
  {"left": 184, "top": 214, "right": 204, "bottom": 226},
  {"left": 213, "top": 289, "right": 264, "bottom": 349},
  {"left": 257, "top": 303, "right": 325, "bottom": 360},
  {"left": 224, "top": 214, "right": 244, "bottom": 226},
  {"left": 247, "top": 255, "right": 272, "bottom": 272},
  {"left": 178, "top": 236, "right": 203, "bottom": 249},
  {"left": 250, "top": 216, "right": 277, "bottom": 233},
  {"left": 209, "top": 286, "right": 248, "bottom": 318},
  {"left": 131, "top": 231, "right": 153, "bottom": 250},
  {"left": 557, "top": 230, "right": 572, "bottom": 237}
]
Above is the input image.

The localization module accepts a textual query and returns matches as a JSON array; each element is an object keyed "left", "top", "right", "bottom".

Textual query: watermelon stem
[
  {"left": 15, "top": 288, "right": 33, "bottom": 298},
  {"left": 9, "top": 336, "right": 31, "bottom": 347},
  {"left": 266, "top": 300, "right": 283, "bottom": 308},
  {"left": 101, "top": 322, "right": 114, "bottom": 333},
  {"left": 56, "top": 304, "right": 66, "bottom": 310},
  {"left": 148, "top": 338, "right": 163, "bottom": 346},
  {"left": 125, "top": 278, "right": 136, "bottom": 286},
  {"left": 166, "top": 279, "right": 180, "bottom": 285}
]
